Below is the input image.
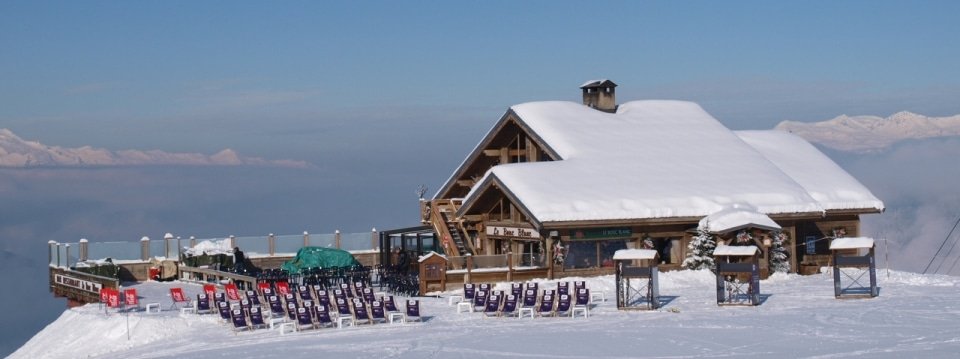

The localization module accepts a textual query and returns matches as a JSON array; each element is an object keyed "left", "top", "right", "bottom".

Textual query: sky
[{"left": 2, "top": 0, "right": 960, "bottom": 356}]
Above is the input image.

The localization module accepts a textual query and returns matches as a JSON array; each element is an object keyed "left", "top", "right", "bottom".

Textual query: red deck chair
[
  {"left": 224, "top": 283, "right": 241, "bottom": 301},
  {"left": 276, "top": 281, "right": 291, "bottom": 296},
  {"left": 203, "top": 284, "right": 217, "bottom": 299},
  {"left": 123, "top": 288, "right": 141, "bottom": 311},
  {"left": 169, "top": 287, "right": 191, "bottom": 310}
]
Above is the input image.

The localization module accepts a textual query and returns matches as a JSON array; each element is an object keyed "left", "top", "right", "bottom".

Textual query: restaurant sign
[
  {"left": 54, "top": 273, "right": 103, "bottom": 295},
  {"left": 569, "top": 227, "right": 632, "bottom": 240},
  {"left": 486, "top": 226, "right": 540, "bottom": 239}
]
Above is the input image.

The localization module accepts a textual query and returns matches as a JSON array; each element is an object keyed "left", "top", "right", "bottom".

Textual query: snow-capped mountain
[
  {"left": 775, "top": 111, "right": 960, "bottom": 152},
  {"left": 0, "top": 128, "right": 309, "bottom": 168}
]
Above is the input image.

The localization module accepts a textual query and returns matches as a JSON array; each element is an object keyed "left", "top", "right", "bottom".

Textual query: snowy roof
[
  {"left": 580, "top": 79, "right": 616, "bottom": 88},
  {"left": 459, "top": 100, "right": 856, "bottom": 224},
  {"left": 830, "top": 237, "right": 875, "bottom": 250},
  {"left": 700, "top": 205, "right": 782, "bottom": 233},
  {"left": 418, "top": 251, "right": 447, "bottom": 263},
  {"left": 737, "top": 130, "right": 885, "bottom": 212},
  {"left": 612, "top": 249, "right": 658, "bottom": 260},
  {"left": 713, "top": 245, "right": 759, "bottom": 256}
]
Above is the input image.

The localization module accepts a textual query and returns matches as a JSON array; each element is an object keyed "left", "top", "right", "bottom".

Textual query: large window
[{"left": 563, "top": 240, "right": 628, "bottom": 269}]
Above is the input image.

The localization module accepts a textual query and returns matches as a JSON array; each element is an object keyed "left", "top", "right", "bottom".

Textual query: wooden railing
[{"left": 177, "top": 266, "right": 258, "bottom": 290}]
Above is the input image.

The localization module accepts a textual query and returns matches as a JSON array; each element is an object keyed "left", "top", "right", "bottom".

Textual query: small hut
[
  {"left": 714, "top": 245, "right": 761, "bottom": 306},
  {"left": 829, "top": 237, "right": 878, "bottom": 298},
  {"left": 613, "top": 249, "right": 660, "bottom": 310}
]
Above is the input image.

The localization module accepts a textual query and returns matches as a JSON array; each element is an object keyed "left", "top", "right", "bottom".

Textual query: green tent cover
[{"left": 281, "top": 247, "right": 361, "bottom": 273}]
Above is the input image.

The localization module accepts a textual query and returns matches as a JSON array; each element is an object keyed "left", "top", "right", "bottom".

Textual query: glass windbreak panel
[
  {"left": 340, "top": 232, "right": 373, "bottom": 252},
  {"left": 275, "top": 234, "right": 303, "bottom": 255},
  {"left": 446, "top": 256, "right": 468, "bottom": 271},
  {"left": 88, "top": 241, "right": 142, "bottom": 261},
  {"left": 472, "top": 255, "right": 508, "bottom": 269},
  {"left": 308, "top": 233, "right": 337, "bottom": 248},
  {"left": 149, "top": 239, "right": 169, "bottom": 259},
  {"left": 234, "top": 236, "right": 269, "bottom": 256},
  {"left": 422, "top": 235, "right": 437, "bottom": 253}
]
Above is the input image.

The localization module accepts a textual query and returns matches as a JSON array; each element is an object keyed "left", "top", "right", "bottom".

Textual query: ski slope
[{"left": 13, "top": 269, "right": 960, "bottom": 358}]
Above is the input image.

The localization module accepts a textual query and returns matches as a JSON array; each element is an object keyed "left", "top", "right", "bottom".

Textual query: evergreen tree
[
  {"left": 769, "top": 230, "right": 791, "bottom": 273},
  {"left": 683, "top": 223, "right": 716, "bottom": 270}
]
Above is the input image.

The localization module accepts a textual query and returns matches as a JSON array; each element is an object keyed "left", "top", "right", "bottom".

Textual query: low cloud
[{"left": 0, "top": 128, "right": 310, "bottom": 168}]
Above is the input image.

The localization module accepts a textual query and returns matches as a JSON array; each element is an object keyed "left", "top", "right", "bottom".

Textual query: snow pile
[
  {"left": 183, "top": 239, "right": 233, "bottom": 256},
  {"left": 14, "top": 270, "right": 960, "bottom": 358}
]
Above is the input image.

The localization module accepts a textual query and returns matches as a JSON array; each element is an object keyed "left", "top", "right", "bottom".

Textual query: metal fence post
[
  {"left": 335, "top": 230, "right": 341, "bottom": 249},
  {"left": 140, "top": 236, "right": 150, "bottom": 261},
  {"left": 79, "top": 238, "right": 89, "bottom": 262},
  {"left": 303, "top": 231, "right": 310, "bottom": 247},
  {"left": 269, "top": 233, "right": 276, "bottom": 256}
]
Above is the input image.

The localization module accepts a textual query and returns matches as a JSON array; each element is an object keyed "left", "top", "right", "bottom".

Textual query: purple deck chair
[
  {"left": 335, "top": 298, "right": 352, "bottom": 318},
  {"left": 473, "top": 290, "right": 489, "bottom": 312},
  {"left": 370, "top": 300, "right": 387, "bottom": 324},
  {"left": 296, "top": 307, "right": 315, "bottom": 331},
  {"left": 405, "top": 299, "right": 422, "bottom": 322},
  {"left": 285, "top": 302, "right": 298, "bottom": 321},
  {"left": 217, "top": 301, "right": 232, "bottom": 320},
  {"left": 239, "top": 299, "right": 252, "bottom": 313},
  {"left": 316, "top": 289, "right": 331, "bottom": 306},
  {"left": 353, "top": 301, "right": 371, "bottom": 325},
  {"left": 267, "top": 295, "right": 284, "bottom": 317},
  {"left": 555, "top": 294, "right": 572, "bottom": 317},
  {"left": 214, "top": 292, "right": 227, "bottom": 304},
  {"left": 483, "top": 294, "right": 502, "bottom": 317},
  {"left": 478, "top": 283, "right": 491, "bottom": 293},
  {"left": 525, "top": 282, "right": 539, "bottom": 293},
  {"left": 521, "top": 289, "right": 538, "bottom": 308},
  {"left": 244, "top": 290, "right": 261, "bottom": 306},
  {"left": 333, "top": 289, "right": 348, "bottom": 301},
  {"left": 196, "top": 294, "right": 212, "bottom": 314},
  {"left": 353, "top": 281, "right": 366, "bottom": 297},
  {"left": 510, "top": 283, "right": 523, "bottom": 298},
  {"left": 463, "top": 283, "right": 476, "bottom": 303},
  {"left": 230, "top": 308, "right": 249, "bottom": 332},
  {"left": 361, "top": 288, "right": 376, "bottom": 304},
  {"left": 501, "top": 294, "right": 518, "bottom": 318},
  {"left": 573, "top": 281, "right": 586, "bottom": 292},
  {"left": 314, "top": 305, "right": 334, "bottom": 328},
  {"left": 297, "top": 285, "right": 312, "bottom": 301},
  {"left": 283, "top": 293, "right": 298, "bottom": 308},
  {"left": 557, "top": 282, "right": 570, "bottom": 296},
  {"left": 538, "top": 294, "right": 555, "bottom": 317},
  {"left": 382, "top": 295, "right": 399, "bottom": 313},
  {"left": 339, "top": 283, "right": 354, "bottom": 298},
  {"left": 249, "top": 306, "right": 266, "bottom": 329},
  {"left": 575, "top": 288, "right": 590, "bottom": 307}
]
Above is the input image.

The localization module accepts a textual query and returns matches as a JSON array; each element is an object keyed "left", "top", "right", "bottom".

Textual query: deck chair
[
  {"left": 405, "top": 299, "right": 422, "bottom": 323},
  {"left": 285, "top": 302, "right": 298, "bottom": 321},
  {"left": 510, "top": 283, "right": 523, "bottom": 298},
  {"left": 334, "top": 298, "right": 353, "bottom": 318},
  {"left": 521, "top": 289, "right": 538, "bottom": 309},
  {"left": 525, "top": 282, "right": 539, "bottom": 293},
  {"left": 555, "top": 294, "right": 573, "bottom": 317},
  {"left": 301, "top": 299, "right": 315, "bottom": 310},
  {"left": 382, "top": 295, "right": 400, "bottom": 313},
  {"left": 239, "top": 299, "right": 252, "bottom": 313},
  {"left": 297, "top": 285, "right": 312, "bottom": 301},
  {"left": 276, "top": 281, "right": 291, "bottom": 296},
  {"left": 295, "top": 307, "right": 315, "bottom": 331},
  {"left": 224, "top": 283, "right": 241, "bottom": 301},
  {"left": 249, "top": 306, "right": 267, "bottom": 329},
  {"left": 573, "top": 281, "right": 586, "bottom": 292},
  {"left": 267, "top": 295, "right": 285, "bottom": 317},
  {"left": 203, "top": 284, "right": 217, "bottom": 299},
  {"left": 353, "top": 301, "right": 371, "bottom": 325},
  {"left": 472, "top": 290, "right": 489, "bottom": 312},
  {"left": 214, "top": 292, "right": 227, "bottom": 305},
  {"left": 478, "top": 283, "right": 491, "bottom": 293},
  {"left": 196, "top": 294, "right": 212, "bottom": 314},
  {"left": 316, "top": 289, "right": 331, "bottom": 306},
  {"left": 572, "top": 288, "right": 590, "bottom": 317},
  {"left": 557, "top": 282, "right": 570, "bottom": 296},
  {"left": 231, "top": 308, "right": 250, "bottom": 333},
  {"left": 483, "top": 294, "right": 502, "bottom": 318},
  {"left": 314, "top": 305, "right": 334, "bottom": 328},
  {"left": 361, "top": 287, "right": 376, "bottom": 304},
  {"left": 123, "top": 288, "right": 141, "bottom": 312},
  {"left": 500, "top": 294, "right": 518, "bottom": 318},
  {"left": 244, "top": 290, "right": 261, "bottom": 306},
  {"left": 310, "top": 284, "right": 324, "bottom": 299},
  {"left": 463, "top": 283, "right": 476, "bottom": 303},
  {"left": 169, "top": 287, "right": 191, "bottom": 310},
  {"left": 217, "top": 301, "right": 232, "bottom": 321},
  {"left": 538, "top": 294, "right": 555, "bottom": 317},
  {"left": 353, "top": 281, "right": 366, "bottom": 297},
  {"left": 333, "top": 289, "right": 347, "bottom": 301},
  {"left": 337, "top": 283, "right": 353, "bottom": 298},
  {"left": 370, "top": 300, "right": 388, "bottom": 324},
  {"left": 261, "top": 287, "right": 275, "bottom": 299},
  {"left": 257, "top": 281, "right": 271, "bottom": 294}
]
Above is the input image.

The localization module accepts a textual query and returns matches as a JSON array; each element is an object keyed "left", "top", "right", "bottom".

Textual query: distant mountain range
[
  {"left": 0, "top": 128, "right": 310, "bottom": 168},
  {"left": 775, "top": 111, "right": 960, "bottom": 153}
]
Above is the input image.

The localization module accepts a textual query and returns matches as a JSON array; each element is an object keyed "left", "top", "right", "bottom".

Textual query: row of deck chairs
[
  {"left": 256, "top": 266, "right": 372, "bottom": 292},
  {"left": 458, "top": 281, "right": 593, "bottom": 318}
]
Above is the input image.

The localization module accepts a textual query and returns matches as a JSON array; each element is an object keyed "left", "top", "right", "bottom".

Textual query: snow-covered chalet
[{"left": 419, "top": 80, "right": 884, "bottom": 279}]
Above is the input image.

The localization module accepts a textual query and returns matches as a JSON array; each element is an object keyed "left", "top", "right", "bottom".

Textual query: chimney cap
[{"left": 580, "top": 79, "right": 617, "bottom": 89}]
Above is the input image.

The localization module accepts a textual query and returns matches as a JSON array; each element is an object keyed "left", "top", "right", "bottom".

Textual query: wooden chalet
[{"left": 419, "top": 80, "right": 884, "bottom": 280}]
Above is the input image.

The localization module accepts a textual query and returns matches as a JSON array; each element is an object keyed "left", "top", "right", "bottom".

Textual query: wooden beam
[{"left": 483, "top": 149, "right": 500, "bottom": 156}]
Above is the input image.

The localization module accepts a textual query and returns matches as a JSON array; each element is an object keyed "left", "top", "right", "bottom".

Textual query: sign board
[
  {"left": 107, "top": 289, "right": 120, "bottom": 308},
  {"left": 570, "top": 227, "right": 632, "bottom": 240},
  {"left": 486, "top": 226, "right": 540, "bottom": 239},
  {"left": 805, "top": 236, "right": 817, "bottom": 255},
  {"left": 54, "top": 273, "right": 103, "bottom": 295}
]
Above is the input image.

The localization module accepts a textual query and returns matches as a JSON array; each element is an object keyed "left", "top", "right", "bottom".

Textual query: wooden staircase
[{"left": 425, "top": 199, "right": 474, "bottom": 257}]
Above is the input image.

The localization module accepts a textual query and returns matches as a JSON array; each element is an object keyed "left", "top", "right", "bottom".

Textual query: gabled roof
[
  {"left": 449, "top": 100, "right": 883, "bottom": 226},
  {"left": 580, "top": 79, "right": 617, "bottom": 89}
]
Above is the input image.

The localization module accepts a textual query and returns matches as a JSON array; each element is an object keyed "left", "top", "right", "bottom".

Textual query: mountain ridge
[{"left": 775, "top": 111, "right": 960, "bottom": 152}]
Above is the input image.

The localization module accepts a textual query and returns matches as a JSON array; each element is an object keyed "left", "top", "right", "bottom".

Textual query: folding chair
[
  {"left": 538, "top": 294, "right": 555, "bottom": 317},
  {"left": 472, "top": 290, "right": 489, "bottom": 313},
  {"left": 510, "top": 283, "right": 523, "bottom": 298},
  {"left": 353, "top": 300, "right": 371, "bottom": 325},
  {"left": 382, "top": 295, "right": 400, "bottom": 313},
  {"left": 573, "top": 281, "right": 586, "bottom": 292},
  {"left": 296, "top": 307, "right": 315, "bottom": 331},
  {"left": 196, "top": 294, "right": 212, "bottom": 314},
  {"left": 214, "top": 292, "right": 227, "bottom": 305},
  {"left": 315, "top": 305, "right": 335, "bottom": 328},
  {"left": 525, "top": 282, "right": 539, "bottom": 294},
  {"left": 217, "top": 301, "right": 232, "bottom": 321},
  {"left": 335, "top": 298, "right": 353, "bottom": 319},
  {"left": 555, "top": 294, "right": 572, "bottom": 317},
  {"left": 519, "top": 289, "right": 538, "bottom": 318},
  {"left": 500, "top": 294, "right": 518, "bottom": 318},
  {"left": 361, "top": 288, "right": 376, "bottom": 304},
  {"left": 123, "top": 288, "right": 156, "bottom": 312},
  {"left": 276, "top": 281, "right": 291, "bottom": 296},
  {"left": 285, "top": 302, "right": 298, "bottom": 321},
  {"left": 297, "top": 285, "right": 312, "bottom": 301},
  {"left": 482, "top": 294, "right": 502, "bottom": 318},
  {"left": 169, "top": 287, "right": 191, "bottom": 310},
  {"left": 370, "top": 300, "right": 388, "bottom": 324},
  {"left": 266, "top": 295, "right": 284, "bottom": 317},
  {"left": 316, "top": 289, "right": 331, "bottom": 307},
  {"left": 282, "top": 293, "right": 298, "bottom": 308},
  {"left": 224, "top": 283, "right": 241, "bottom": 301},
  {"left": 249, "top": 306, "right": 267, "bottom": 329},
  {"left": 244, "top": 290, "right": 261, "bottom": 306},
  {"left": 572, "top": 288, "right": 590, "bottom": 318},
  {"left": 231, "top": 308, "right": 250, "bottom": 333},
  {"left": 203, "top": 284, "right": 217, "bottom": 299},
  {"left": 353, "top": 281, "right": 366, "bottom": 297},
  {"left": 339, "top": 283, "right": 354, "bottom": 298},
  {"left": 478, "top": 283, "right": 491, "bottom": 293},
  {"left": 557, "top": 282, "right": 570, "bottom": 296},
  {"left": 257, "top": 282, "right": 271, "bottom": 295},
  {"left": 405, "top": 299, "right": 422, "bottom": 323},
  {"left": 239, "top": 299, "right": 252, "bottom": 313},
  {"left": 261, "top": 287, "right": 275, "bottom": 299}
]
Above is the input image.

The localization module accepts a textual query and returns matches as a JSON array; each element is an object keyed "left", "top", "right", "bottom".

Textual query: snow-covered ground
[{"left": 13, "top": 269, "right": 960, "bottom": 358}]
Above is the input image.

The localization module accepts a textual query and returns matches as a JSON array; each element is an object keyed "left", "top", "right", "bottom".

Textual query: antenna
[{"left": 416, "top": 184, "right": 428, "bottom": 199}]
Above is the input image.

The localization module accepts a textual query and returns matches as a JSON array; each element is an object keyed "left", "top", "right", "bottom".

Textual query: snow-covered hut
[
  {"left": 829, "top": 237, "right": 878, "bottom": 298},
  {"left": 613, "top": 249, "right": 661, "bottom": 310}
]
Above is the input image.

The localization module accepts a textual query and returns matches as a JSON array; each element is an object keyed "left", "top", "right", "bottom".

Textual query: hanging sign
[
  {"left": 569, "top": 227, "right": 632, "bottom": 240},
  {"left": 486, "top": 226, "right": 540, "bottom": 239},
  {"left": 54, "top": 273, "right": 103, "bottom": 295}
]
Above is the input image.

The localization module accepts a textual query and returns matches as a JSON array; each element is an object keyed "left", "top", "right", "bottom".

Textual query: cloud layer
[{"left": 0, "top": 128, "right": 310, "bottom": 168}]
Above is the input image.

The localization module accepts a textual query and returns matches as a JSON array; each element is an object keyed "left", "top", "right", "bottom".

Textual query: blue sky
[{"left": 2, "top": 1, "right": 960, "bottom": 355}]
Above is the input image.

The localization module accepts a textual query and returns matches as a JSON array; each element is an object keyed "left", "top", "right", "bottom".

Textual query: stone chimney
[{"left": 580, "top": 79, "right": 617, "bottom": 113}]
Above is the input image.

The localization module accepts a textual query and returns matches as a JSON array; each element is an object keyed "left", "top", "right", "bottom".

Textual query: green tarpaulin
[{"left": 281, "top": 247, "right": 361, "bottom": 273}]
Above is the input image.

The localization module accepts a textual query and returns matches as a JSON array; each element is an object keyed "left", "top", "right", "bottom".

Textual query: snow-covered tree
[
  {"left": 769, "top": 230, "right": 791, "bottom": 273},
  {"left": 683, "top": 223, "right": 716, "bottom": 271}
]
